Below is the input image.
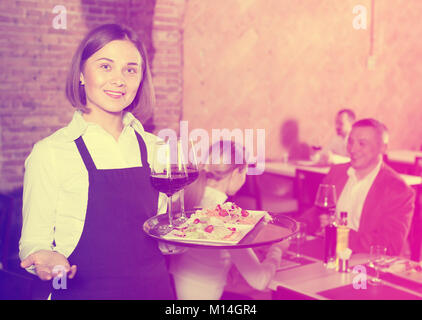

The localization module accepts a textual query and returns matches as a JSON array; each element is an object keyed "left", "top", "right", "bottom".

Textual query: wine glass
[
  {"left": 174, "top": 138, "right": 200, "bottom": 225},
  {"left": 314, "top": 184, "right": 337, "bottom": 230},
  {"left": 368, "top": 245, "right": 387, "bottom": 286},
  {"left": 314, "top": 184, "right": 337, "bottom": 214},
  {"left": 150, "top": 140, "right": 188, "bottom": 234}
]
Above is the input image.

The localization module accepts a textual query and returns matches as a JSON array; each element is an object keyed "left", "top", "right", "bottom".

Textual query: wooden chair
[
  {"left": 413, "top": 156, "right": 422, "bottom": 176},
  {"left": 294, "top": 169, "right": 325, "bottom": 216},
  {"left": 0, "top": 269, "right": 34, "bottom": 300},
  {"left": 228, "top": 173, "right": 262, "bottom": 210},
  {"left": 255, "top": 172, "right": 298, "bottom": 214},
  {"left": 408, "top": 157, "right": 422, "bottom": 262},
  {"left": 384, "top": 153, "right": 413, "bottom": 174},
  {"left": 229, "top": 171, "right": 298, "bottom": 214}
]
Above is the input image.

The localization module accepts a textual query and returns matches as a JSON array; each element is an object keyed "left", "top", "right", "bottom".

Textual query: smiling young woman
[
  {"left": 66, "top": 24, "right": 154, "bottom": 118},
  {"left": 78, "top": 39, "right": 144, "bottom": 139},
  {"left": 19, "top": 24, "right": 174, "bottom": 300},
  {"left": 82, "top": 40, "right": 142, "bottom": 106}
]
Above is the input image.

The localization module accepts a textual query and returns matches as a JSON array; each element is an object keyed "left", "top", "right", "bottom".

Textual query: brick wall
[
  {"left": 131, "top": 0, "right": 186, "bottom": 133},
  {"left": 0, "top": 0, "right": 186, "bottom": 192}
]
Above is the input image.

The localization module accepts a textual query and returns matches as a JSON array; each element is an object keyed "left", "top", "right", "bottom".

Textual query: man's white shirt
[{"left": 336, "top": 160, "right": 382, "bottom": 231}]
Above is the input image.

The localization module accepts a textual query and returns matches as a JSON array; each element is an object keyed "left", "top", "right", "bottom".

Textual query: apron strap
[
  {"left": 74, "top": 132, "right": 148, "bottom": 171},
  {"left": 74, "top": 136, "right": 97, "bottom": 171},
  {"left": 135, "top": 132, "right": 150, "bottom": 168}
]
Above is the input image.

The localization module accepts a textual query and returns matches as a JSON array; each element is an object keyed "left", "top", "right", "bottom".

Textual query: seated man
[
  {"left": 316, "top": 109, "right": 356, "bottom": 164},
  {"left": 301, "top": 118, "right": 415, "bottom": 256}
]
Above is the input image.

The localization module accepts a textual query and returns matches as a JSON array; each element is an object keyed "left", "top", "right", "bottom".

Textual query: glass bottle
[{"left": 336, "top": 211, "right": 350, "bottom": 268}]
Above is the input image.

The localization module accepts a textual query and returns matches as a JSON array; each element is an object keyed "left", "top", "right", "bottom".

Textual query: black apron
[{"left": 52, "top": 132, "right": 174, "bottom": 300}]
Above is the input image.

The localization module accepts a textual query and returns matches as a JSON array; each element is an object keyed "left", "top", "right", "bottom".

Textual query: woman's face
[{"left": 80, "top": 39, "right": 143, "bottom": 115}]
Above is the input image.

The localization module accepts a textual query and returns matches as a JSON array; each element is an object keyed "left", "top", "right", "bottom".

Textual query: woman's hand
[
  {"left": 20, "top": 250, "right": 77, "bottom": 281},
  {"left": 263, "top": 240, "right": 291, "bottom": 269},
  {"left": 271, "top": 239, "right": 291, "bottom": 253},
  {"left": 158, "top": 242, "right": 187, "bottom": 255}
]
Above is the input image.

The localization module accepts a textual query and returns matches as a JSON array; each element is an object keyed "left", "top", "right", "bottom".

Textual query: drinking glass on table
[
  {"left": 292, "top": 222, "right": 307, "bottom": 258},
  {"left": 368, "top": 245, "right": 387, "bottom": 286},
  {"left": 173, "top": 138, "right": 199, "bottom": 225},
  {"left": 150, "top": 140, "right": 188, "bottom": 234}
]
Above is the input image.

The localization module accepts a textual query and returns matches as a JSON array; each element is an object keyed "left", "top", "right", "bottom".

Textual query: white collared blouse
[{"left": 19, "top": 111, "right": 167, "bottom": 262}]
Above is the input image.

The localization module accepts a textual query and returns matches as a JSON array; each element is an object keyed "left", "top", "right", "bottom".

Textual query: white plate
[
  {"left": 295, "top": 160, "right": 317, "bottom": 166},
  {"left": 163, "top": 210, "right": 268, "bottom": 245}
]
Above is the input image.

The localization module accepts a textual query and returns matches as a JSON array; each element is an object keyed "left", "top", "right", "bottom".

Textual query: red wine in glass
[
  {"left": 150, "top": 173, "right": 189, "bottom": 197},
  {"left": 150, "top": 140, "right": 188, "bottom": 234},
  {"left": 314, "top": 184, "right": 337, "bottom": 215},
  {"left": 185, "top": 168, "right": 199, "bottom": 185}
]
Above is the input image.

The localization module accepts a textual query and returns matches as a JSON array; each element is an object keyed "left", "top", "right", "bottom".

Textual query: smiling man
[{"left": 303, "top": 119, "right": 415, "bottom": 256}]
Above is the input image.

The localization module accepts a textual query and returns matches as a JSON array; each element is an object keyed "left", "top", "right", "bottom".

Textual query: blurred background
[
  {"left": 1, "top": 0, "right": 422, "bottom": 193},
  {"left": 1, "top": 0, "right": 422, "bottom": 292}
]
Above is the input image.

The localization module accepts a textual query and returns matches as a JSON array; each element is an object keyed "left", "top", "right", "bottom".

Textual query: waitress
[{"left": 19, "top": 24, "right": 174, "bottom": 300}]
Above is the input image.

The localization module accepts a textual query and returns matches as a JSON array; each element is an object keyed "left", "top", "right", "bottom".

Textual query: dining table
[
  {"left": 264, "top": 160, "right": 422, "bottom": 187},
  {"left": 269, "top": 237, "right": 422, "bottom": 300},
  {"left": 383, "top": 149, "right": 422, "bottom": 175},
  {"left": 387, "top": 149, "right": 422, "bottom": 166}
]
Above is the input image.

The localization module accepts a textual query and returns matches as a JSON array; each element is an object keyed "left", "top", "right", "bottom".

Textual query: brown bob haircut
[{"left": 66, "top": 23, "right": 155, "bottom": 122}]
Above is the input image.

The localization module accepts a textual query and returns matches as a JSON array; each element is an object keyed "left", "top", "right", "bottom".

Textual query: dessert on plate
[{"left": 164, "top": 202, "right": 268, "bottom": 243}]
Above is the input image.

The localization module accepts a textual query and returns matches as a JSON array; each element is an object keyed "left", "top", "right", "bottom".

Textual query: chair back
[
  {"left": 0, "top": 194, "right": 14, "bottom": 270},
  {"left": 0, "top": 269, "right": 34, "bottom": 299},
  {"left": 409, "top": 157, "right": 422, "bottom": 262},
  {"left": 229, "top": 173, "right": 262, "bottom": 210},
  {"left": 413, "top": 156, "right": 422, "bottom": 176},
  {"left": 294, "top": 169, "right": 325, "bottom": 215}
]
